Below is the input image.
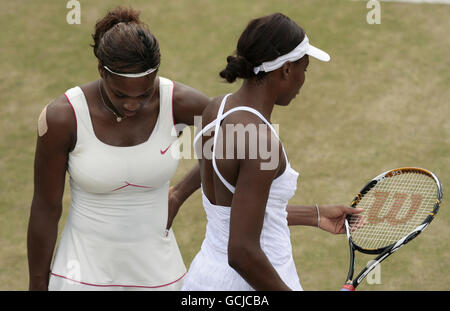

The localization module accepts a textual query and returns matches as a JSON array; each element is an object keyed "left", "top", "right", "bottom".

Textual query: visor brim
[{"left": 307, "top": 45, "right": 331, "bottom": 62}]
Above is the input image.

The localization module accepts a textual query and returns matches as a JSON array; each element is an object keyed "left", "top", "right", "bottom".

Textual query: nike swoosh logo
[{"left": 160, "top": 143, "right": 172, "bottom": 155}]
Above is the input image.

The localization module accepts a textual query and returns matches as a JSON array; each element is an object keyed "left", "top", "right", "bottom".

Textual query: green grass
[{"left": 0, "top": 0, "right": 449, "bottom": 291}]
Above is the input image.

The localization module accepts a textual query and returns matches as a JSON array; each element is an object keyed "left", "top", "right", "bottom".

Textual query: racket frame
[{"left": 342, "top": 167, "right": 443, "bottom": 290}]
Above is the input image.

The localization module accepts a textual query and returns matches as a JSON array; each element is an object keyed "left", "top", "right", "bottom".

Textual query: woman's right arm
[
  {"left": 226, "top": 120, "right": 291, "bottom": 291},
  {"left": 27, "top": 96, "right": 76, "bottom": 290}
]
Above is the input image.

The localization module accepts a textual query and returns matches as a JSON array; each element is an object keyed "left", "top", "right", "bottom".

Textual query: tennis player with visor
[{"left": 182, "top": 13, "right": 363, "bottom": 291}]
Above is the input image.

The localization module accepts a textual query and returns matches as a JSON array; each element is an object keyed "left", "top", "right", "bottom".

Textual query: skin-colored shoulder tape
[{"left": 38, "top": 105, "right": 48, "bottom": 137}]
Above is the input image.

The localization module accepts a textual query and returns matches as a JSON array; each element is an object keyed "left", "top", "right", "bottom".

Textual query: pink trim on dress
[
  {"left": 112, "top": 181, "right": 153, "bottom": 192},
  {"left": 64, "top": 93, "right": 78, "bottom": 131},
  {"left": 50, "top": 271, "right": 186, "bottom": 289}
]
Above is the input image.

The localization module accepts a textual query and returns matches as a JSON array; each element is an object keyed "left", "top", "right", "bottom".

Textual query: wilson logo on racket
[
  {"left": 367, "top": 191, "right": 423, "bottom": 225},
  {"left": 340, "top": 167, "right": 443, "bottom": 291}
]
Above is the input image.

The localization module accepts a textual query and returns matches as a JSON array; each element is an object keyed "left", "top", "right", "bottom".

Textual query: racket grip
[{"left": 340, "top": 284, "right": 355, "bottom": 291}]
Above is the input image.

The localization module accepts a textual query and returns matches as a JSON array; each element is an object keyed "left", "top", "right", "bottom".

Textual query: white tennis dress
[
  {"left": 48, "top": 77, "right": 186, "bottom": 290},
  {"left": 182, "top": 94, "right": 303, "bottom": 291}
]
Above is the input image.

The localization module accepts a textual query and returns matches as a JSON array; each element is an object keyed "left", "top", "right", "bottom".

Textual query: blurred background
[{"left": 0, "top": 0, "right": 448, "bottom": 290}]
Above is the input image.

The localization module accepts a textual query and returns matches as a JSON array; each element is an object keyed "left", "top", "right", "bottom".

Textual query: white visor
[
  {"left": 253, "top": 34, "right": 330, "bottom": 75},
  {"left": 103, "top": 65, "right": 158, "bottom": 78}
]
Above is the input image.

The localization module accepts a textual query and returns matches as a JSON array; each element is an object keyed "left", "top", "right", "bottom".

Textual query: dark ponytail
[
  {"left": 220, "top": 13, "right": 305, "bottom": 83},
  {"left": 91, "top": 6, "right": 160, "bottom": 73},
  {"left": 219, "top": 55, "right": 255, "bottom": 83}
]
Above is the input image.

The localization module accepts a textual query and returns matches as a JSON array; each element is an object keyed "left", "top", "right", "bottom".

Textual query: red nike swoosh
[{"left": 160, "top": 143, "right": 172, "bottom": 155}]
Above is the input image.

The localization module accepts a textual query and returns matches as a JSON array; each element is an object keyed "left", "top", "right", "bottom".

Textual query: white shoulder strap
[
  {"left": 210, "top": 95, "right": 288, "bottom": 194},
  {"left": 64, "top": 86, "right": 86, "bottom": 126},
  {"left": 211, "top": 94, "right": 235, "bottom": 193}
]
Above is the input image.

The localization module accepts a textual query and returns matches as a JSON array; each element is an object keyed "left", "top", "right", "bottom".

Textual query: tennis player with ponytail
[
  {"left": 182, "top": 13, "right": 363, "bottom": 291},
  {"left": 27, "top": 6, "right": 209, "bottom": 291}
]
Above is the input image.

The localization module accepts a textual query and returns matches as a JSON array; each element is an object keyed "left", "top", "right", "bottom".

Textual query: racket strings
[{"left": 349, "top": 172, "right": 437, "bottom": 250}]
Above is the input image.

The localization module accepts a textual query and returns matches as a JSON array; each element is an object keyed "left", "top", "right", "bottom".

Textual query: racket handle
[{"left": 340, "top": 284, "right": 355, "bottom": 291}]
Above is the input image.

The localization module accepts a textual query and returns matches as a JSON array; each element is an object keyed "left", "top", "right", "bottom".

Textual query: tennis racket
[{"left": 340, "top": 167, "right": 443, "bottom": 291}]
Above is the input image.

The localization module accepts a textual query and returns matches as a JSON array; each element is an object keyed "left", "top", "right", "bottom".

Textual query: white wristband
[{"left": 315, "top": 204, "right": 320, "bottom": 228}]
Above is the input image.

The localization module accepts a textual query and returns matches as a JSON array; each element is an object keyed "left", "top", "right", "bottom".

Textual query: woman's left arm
[
  {"left": 165, "top": 82, "right": 210, "bottom": 232},
  {"left": 166, "top": 163, "right": 201, "bottom": 232},
  {"left": 286, "top": 204, "right": 363, "bottom": 234},
  {"left": 172, "top": 81, "right": 211, "bottom": 126}
]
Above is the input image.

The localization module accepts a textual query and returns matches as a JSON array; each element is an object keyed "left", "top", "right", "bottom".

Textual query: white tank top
[
  {"left": 50, "top": 77, "right": 186, "bottom": 289},
  {"left": 182, "top": 94, "right": 302, "bottom": 290}
]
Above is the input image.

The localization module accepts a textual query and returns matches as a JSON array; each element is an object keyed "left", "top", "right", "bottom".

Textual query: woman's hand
[
  {"left": 318, "top": 205, "right": 364, "bottom": 234},
  {"left": 165, "top": 186, "right": 182, "bottom": 236},
  {"left": 164, "top": 164, "right": 201, "bottom": 236}
]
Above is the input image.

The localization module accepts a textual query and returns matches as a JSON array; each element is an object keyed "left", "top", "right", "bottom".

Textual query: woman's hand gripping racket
[{"left": 341, "top": 167, "right": 443, "bottom": 291}]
